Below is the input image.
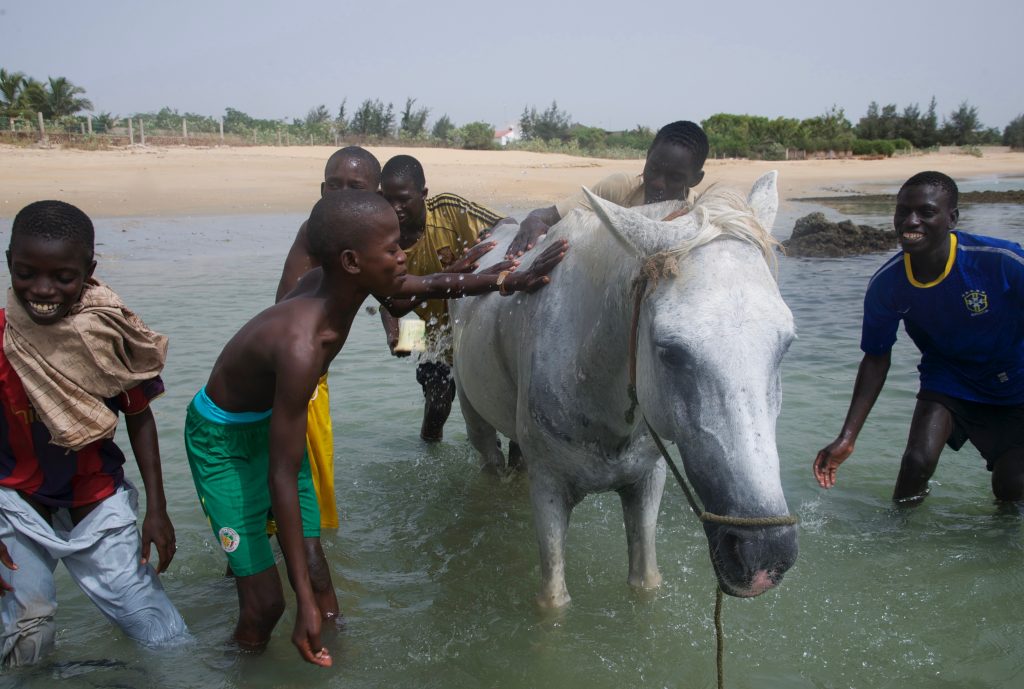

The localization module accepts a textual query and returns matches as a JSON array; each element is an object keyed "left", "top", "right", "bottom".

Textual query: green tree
[
  {"left": 801, "top": 106, "right": 854, "bottom": 152},
  {"left": 44, "top": 76, "right": 92, "bottom": 117},
  {"left": 460, "top": 121, "right": 494, "bottom": 150},
  {"left": 0, "top": 68, "right": 26, "bottom": 116},
  {"left": 519, "top": 101, "right": 571, "bottom": 142},
  {"left": 92, "top": 111, "right": 118, "bottom": 132},
  {"left": 305, "top": 104, "right": 331, "bottom": 127},
  {"left": 941, "top": 100, "right": 983, "bottom": 145},
  {"left": 432, "top": 113, "right": 456, "bottom": 141},
  {"left": 1003, "top": 114, "right": 1024, "bottom": 149},
  {"left": 571, "top": 125, "right": 606, "bottom": 150},
  {"left": 335, "top": 99, "right": 348, "bottom": 135},
  {"left": 20, "top": 78, "right": 49, "bottom": 118},
  {"left": 350, "top": 98, "right": 394, "bottom": 137},
  {"left": 399, "top": 97, "right": 430, "bottom": 138}
]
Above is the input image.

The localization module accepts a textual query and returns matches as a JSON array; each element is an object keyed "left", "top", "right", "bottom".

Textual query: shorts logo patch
[
  {"left": 963, "top": 290, "right": 988, "bottom": 315},
  {"left": 218, "top": 527, "right": 241, "bottom": 553}
]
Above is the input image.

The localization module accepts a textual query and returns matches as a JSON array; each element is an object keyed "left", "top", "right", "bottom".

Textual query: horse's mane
[{"left": 640, "top": 185, "right": 781, "bottom": 284}]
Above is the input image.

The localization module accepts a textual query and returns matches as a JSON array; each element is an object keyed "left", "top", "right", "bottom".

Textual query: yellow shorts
[
  {"left": 306, "top": 374, "right": 338, "bottom": 529},
  {"left": 267, "top": 374, "right": 338, "bottom": 533}
]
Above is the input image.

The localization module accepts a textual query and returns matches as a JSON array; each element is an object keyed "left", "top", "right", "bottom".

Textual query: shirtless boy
[{"left": 184, "top": 190, "right": 565, "bottom": 665}]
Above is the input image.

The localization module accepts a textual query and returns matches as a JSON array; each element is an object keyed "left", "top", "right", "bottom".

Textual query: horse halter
[{"left": 625, "top": 274, "right": 799, "bottom": 529}]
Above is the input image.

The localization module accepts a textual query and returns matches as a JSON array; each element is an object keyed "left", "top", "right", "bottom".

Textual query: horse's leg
[
  {"left": 617, "top": 462, "right": 666, "bottom": 590},
  {"left": 528, "top": 468, "right": 576, "bottom": 608},
  {"left": 457, "top": 387, "right": 505, "bottom": 473}
]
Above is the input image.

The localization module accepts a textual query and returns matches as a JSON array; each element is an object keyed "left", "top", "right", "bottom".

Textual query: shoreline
[{"left": 1, "top": 144, "right": 1022, "bottom": 220}]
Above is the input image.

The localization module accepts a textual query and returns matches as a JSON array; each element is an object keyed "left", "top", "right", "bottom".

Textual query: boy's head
[
  {"left": 380, "top": 155, "right": 428, "bottom": 235},
  {"left": 7, "top": 200, "right": 97, "bottom": 325},
  {"left": 894, "top": 171, "right": 959, "bottom": 255},
  {"left": 307, "top": 190, "right": 406, "bottom": 295},
  {"left": 321, "top": 146, "right": 382, "bottom": 197},
  {"left": 643, "top": 121, "right": 708, "bottom": 204}
]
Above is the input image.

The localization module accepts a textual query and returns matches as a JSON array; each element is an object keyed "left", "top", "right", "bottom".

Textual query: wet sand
[{"left": 0, "top": 143, "right": 1022, "bottom": 219}]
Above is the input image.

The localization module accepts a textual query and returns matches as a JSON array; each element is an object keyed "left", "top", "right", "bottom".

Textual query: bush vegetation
[{"left": 2, "top": 66, "right": 1021, "bottom": 159}]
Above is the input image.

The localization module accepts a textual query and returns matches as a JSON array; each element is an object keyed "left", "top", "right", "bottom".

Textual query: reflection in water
[{"left": 0, "top": 199, "right": 1022, "bottom": 688}]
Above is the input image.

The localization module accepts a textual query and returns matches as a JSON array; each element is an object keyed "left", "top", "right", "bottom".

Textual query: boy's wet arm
[
  {"left": 268, "top": 369, "right": 318, "bottom": 597},
  {"left": 125, "top": 407, "right": 175, "bottom": 572}
]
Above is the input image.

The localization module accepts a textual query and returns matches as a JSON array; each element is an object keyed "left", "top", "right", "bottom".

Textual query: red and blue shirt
[
  {"left": 861, "top": 231, "right": 1024, "bottom": 405},
  {"left": 0, "top": 310, "right": 164, "bottom": 508}
]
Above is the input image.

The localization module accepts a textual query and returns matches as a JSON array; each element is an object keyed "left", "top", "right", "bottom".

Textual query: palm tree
[
  {"left": 92, "top": 111, "right": 118, "bottom": 132},
  {"left": 20, "top": 78, "right": 49, "bottom": 118},
  {"left": 45, "top": 76, "right": 92, "bottom": 118},
  {"left": 0, "top": 68, "right": 26, "bottom": 116}
]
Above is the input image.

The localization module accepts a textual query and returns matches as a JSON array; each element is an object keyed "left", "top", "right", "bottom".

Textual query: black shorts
[
  {"left": 917, "top": 389, "right": 1024, "bottom": 470},
  {"left": 416, "top": 361, "right": 454, "bottom": 389}
]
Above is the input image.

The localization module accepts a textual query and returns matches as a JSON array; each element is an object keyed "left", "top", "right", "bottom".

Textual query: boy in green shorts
[{"left": 184, "top": 190, "right": 566, "bottom": 666}]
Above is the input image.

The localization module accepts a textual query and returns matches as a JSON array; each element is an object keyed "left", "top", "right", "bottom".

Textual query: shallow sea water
[{"left": 1, "top": 179, "right": 1023, "bottom": 689}]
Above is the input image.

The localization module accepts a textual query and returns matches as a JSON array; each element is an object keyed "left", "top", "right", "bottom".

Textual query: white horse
[{"left": 451, "top": 172, "right": 797, "bottom": 607}]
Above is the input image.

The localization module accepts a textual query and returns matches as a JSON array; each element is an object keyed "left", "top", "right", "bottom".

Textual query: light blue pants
[{"left": 0, "top": 485, "right": 187, "bottom": 667}]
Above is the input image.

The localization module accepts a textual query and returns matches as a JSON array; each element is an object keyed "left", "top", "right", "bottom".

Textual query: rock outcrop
[{"left": 783, "top": 212, "right": 896, "bottom": 258}]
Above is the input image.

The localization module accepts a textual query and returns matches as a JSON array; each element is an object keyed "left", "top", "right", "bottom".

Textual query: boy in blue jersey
[{"left": 813, "top": 171, "right": 1024, "bottom": 504}]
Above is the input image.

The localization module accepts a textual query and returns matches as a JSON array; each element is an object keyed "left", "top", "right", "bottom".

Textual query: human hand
[
  {"left": 293, "top": 601, "right": 332, "bottom": 667},
  {"left": 505, "top": 220, "right": 549, "bottom": 259},
  {"left": 812, "top": 436, "right": 855, "bottom": 489},
  {"left": 478, "top": 258, "right": 519, "bottom": 276},
  {"left": 0, "top": 541, "right": 16, "bottom": 596},
  {"left": 141, "top": 509, "right": 176, "bottom": 574},
  {"left": 448, "top": 241, "right": 497, "bottom": 273},
  {"left": 504, "top": 239, "right": 568, "bottom": 294},
  {"left": 386, "top": 332, "right": 412, "bottom": 358},
  {"left": 661, "top": 207, "right": 691, "bottom": 222}
]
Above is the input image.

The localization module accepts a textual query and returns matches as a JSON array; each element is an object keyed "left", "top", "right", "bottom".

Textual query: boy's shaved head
[
  {"left": 650, "top": 120, "right": 709, "bottom": 170},
  {"left": 381, "top": 154, "right": 426, "bottom": 189},
  {"left": 901, "top": 170, "right": 959, "bottom": 208},
  {"left": 325, "top": 146, "right": 381, "bottom": 180},
  {"left": 10, "top": 200, "right": 95, "bottom": 258},
  {"left": 307, "top": 190, "right": 395, "bottom": 263}
]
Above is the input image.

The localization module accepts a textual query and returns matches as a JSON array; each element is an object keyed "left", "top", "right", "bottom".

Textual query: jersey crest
[{"left": 962, "top": 289, "right": 989, "bottom": 315}]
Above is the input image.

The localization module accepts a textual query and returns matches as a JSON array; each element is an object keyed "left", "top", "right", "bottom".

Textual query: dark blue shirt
[{"left": 861, "top": 231, "right": 1024, "bottom": 404}]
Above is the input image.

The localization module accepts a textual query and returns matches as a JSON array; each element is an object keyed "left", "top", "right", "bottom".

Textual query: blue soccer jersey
[{"left": 861, "top": 231, "right": 1024, "bottom": 404}]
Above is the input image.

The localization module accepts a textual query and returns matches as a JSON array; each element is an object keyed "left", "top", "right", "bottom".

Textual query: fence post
[
  {"left": 128, "top": 119, "right": 134, "bottom": 145},
  {"left": 219, "top": 118, "right": 224, "bottom": 144},
  {"left": 277, "top": 129, "right": 281, "bottom": 146},
  {"left": 87, "top": 114, "right": 93, "bottom": 135},
  {"left": 37, "top": 112, "right": 46, "bottom": 144},
  {"left": 80, "top": 122, "right": 85, "bottom": 135},
  {"left": 182, "top": 117, "right": 187, "bottom": 140},
  {"left": 140, "top": 119, "right": 146, "bottom": 146}
]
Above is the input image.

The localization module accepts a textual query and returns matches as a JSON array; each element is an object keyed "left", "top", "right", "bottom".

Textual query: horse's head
[{"left": 585, "top": 172, "right": 798, "bottom": 597}]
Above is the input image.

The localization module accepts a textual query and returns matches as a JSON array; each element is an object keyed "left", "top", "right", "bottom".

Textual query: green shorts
[{"left": 184, "top": 395, "right": 321, "bottom": 577}]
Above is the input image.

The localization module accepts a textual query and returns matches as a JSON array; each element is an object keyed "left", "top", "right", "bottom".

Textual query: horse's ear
[
  {"left": 582, "top": 187, "right": 676, "bottom": 257},
  {"left": 747, "top": 171, "right": 779, "bottom": 234}
]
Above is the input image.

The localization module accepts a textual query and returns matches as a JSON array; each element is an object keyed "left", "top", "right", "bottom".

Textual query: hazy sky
[{"left": 1, "top": 0, "right": 1021, "bottom": 131}]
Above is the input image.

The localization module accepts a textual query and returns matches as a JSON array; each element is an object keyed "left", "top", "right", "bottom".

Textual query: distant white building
[{"left": 493, "top": 125, "right": 520, "bottom": 147}]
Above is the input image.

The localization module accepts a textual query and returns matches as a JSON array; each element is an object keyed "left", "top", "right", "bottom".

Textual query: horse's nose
[{"left": 734, "top": 524, "right": 798, "bottom": 582}]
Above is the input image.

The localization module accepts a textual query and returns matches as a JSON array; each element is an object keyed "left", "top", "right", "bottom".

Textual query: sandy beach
[{"left": 1, "top": 144, "right": 1022, "bottom": 219}]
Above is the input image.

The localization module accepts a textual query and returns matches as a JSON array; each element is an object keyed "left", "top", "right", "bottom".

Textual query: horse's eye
[{"left": 656, "top": 344, "right": 691, "bottom": 368}]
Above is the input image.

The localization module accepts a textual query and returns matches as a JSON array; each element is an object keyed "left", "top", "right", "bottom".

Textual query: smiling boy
[
  {"left": 184, "top": 190, "right": 565, "bottom": 666},
  {"left": 0, "top": 200, "right": 185, "bottom": 666},
  {"left": 813, "top": 171, "right": 1024, "bottom": 504}
]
